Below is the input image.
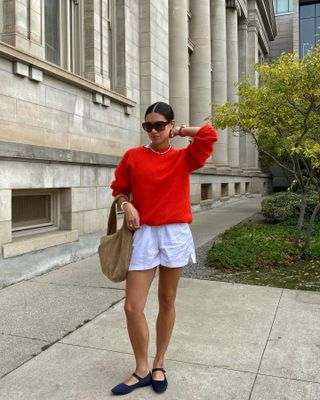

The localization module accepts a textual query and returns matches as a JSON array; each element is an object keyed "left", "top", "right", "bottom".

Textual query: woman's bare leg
[
  {"left": 123, "top": 267, "right": 157, "bottom": 385},
  {"left": 153, "top": 266, "right": 182, "bottom": 380}
]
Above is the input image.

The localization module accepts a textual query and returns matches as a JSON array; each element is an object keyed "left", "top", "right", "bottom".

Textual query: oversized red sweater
[{"left": 110, "top": 124, "right": 218, "bottom": 225}]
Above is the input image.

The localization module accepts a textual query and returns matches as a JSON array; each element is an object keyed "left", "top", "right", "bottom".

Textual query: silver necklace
[{"left": 145, "top": 143, "right": 172, "bottom": 155}]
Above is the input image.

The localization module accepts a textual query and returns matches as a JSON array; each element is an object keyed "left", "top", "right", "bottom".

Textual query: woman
[{"left": 110, "top": 102, "right": 217, "bottom": 395}]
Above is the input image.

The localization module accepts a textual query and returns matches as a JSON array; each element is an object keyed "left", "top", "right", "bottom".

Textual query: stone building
[{"left": 0, "top": 0, "right": 276, "bottom": 285}]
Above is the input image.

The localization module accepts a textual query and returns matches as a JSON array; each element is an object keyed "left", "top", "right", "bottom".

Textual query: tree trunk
[
  {"left": 304, "top": 202, "right": 320, "bottom": 249},
  {"left": 295, "top": 191, "right": 306, "bottom": 245}
]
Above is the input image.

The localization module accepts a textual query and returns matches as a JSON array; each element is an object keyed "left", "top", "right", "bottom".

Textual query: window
[
  {"left": 221, "top": 183, "right": 229, "bottom": 197},
  {"left": 273, "top": 0, "right": 293, "bottom": 15},
  {"left": 108, "top": 0, "right": 117, "bottom": 89},
  {"left": 44, "top": 0, "right": 84, "bottom": 75},
  {"left": 12, "top": 190, "right": 59, "bottom": 236},
  {"left": 45, "top": 0, "right": 60, "bottom": 64},
  {"left": 235, "top": 183, "right": 241, "bottom": 195},
  {"left": 299, "top": 2, "right": 320, "bottom": 57},
  {"left": 245, "top": 182, "right": 250, "bottom": 193},
  {"left": 201, "top": 184, "right": 212, "bottom": 201}
]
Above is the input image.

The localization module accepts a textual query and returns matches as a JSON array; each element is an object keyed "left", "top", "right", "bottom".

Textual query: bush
[
  {"left": 261, "top": 191, "right": 319, "bottom": 222},
  {"left": 206, "top": 220, "right": 320, "bottom": 272},
  {"left": 206, "top": 223, "right": 301, "bottom": 271}
]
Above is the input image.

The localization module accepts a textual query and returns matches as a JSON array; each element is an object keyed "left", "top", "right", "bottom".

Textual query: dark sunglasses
[{"left": 142, "top": 120, "right": 170, "bottom": 133}]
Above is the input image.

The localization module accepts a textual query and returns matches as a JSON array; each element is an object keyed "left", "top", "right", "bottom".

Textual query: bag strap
[{"left": 107, "top": 199, "right": 118, "bottom": 235}]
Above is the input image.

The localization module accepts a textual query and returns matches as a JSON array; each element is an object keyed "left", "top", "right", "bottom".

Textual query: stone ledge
[
  {"left": 0, "top": 41, "right": 136, "bottom": 109},
  {"left": 2, "top": 230, "right": 79, "bottom": 258},
  {"left": 0, "top": 141, "right": 120, "bottom": 166}
]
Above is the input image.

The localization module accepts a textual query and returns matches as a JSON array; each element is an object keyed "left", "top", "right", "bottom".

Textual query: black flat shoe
[
  {"left": 151, "top": 368, "right": 168, "bottom": 393},
  {"left": 111, "top": 371, "right": 152, "bottom": 395}
]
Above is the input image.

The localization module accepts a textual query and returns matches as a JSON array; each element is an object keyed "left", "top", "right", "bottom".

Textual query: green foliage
[
  {"left": 206, "top": 220, "right": 319, "bottom": 272},
  {"left": 207, "top": 223, "right": 299, "bottom": 271},
  {"left": 211, "top": 45, "right": 320, "bottom": 248},
  {"left": 211, "top": 44, "right": 320, "bottom": 170},
  {"left": 261, "top": 191, "right": 319, "bottom": 222}
]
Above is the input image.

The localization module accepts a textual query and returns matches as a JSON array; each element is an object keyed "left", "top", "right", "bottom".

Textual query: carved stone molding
[{"left": 226, "top": 0, "right": 241, "bottom": 16}]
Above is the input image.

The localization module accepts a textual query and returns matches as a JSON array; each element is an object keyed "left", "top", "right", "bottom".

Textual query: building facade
[
  {"left": 270, "top": 0, "right": 320, "bottom": 60},
  {"left": 0, "top": 0, "right": 276, "bottom": 285}
]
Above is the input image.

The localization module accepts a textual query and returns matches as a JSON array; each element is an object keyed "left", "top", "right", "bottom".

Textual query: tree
[{"left": 211, "top": 45, "right": 320, "bottom": 249}]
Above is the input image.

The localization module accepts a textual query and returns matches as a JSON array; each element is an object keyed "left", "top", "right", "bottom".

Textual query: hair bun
[{"left": 145, "top": 102, "right": 174, "bottom": 121}]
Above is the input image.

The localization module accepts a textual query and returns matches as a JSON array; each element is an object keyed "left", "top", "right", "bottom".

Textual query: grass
[{"left": 206, "top": 216, "right": 320, "bottom": 291}]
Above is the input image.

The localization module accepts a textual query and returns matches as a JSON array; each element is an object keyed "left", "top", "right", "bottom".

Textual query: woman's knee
[
  {"left": 124, "top": 300, "right": 145, "bottom": 318},
  {"left": 158, "top": 293, "right": 176, "bottom": 311}
]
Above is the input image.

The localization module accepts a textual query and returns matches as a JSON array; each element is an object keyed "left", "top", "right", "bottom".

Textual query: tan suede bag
[{"left": 98, "top": 199, "right": 133, "bottom": 282}]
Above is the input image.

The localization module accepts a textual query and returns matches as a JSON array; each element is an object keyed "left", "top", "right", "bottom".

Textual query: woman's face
[{"left": 144, "top": 112, "right": 175, "bottom": 147}]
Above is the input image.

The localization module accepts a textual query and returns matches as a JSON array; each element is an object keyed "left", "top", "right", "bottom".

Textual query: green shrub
[
  {"left": 207, "top": 220, "right": 320, "bottom": 272},
  {"left": 207, "top": 223, "right": 301, "bottom": 271},
  {"left": 261, "top": 191, "right": 319, "bottom": 222}
]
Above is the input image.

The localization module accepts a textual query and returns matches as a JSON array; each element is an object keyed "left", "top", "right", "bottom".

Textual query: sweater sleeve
[
  {"left": 186, "top": 124, "right": 218, "bottom": 172},
  {"left": 110, "top": 151, "right": 131, "bottom": 197}
]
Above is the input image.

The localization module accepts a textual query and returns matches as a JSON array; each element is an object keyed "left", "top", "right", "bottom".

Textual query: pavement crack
[
  {"left": 0, "top": 295, "right": 126, "bottom": 381},
  {"left": 0, "top": 332, "right": 49, "bottom": 343},
  {"left": 28, "top": 281, "right": 125, "bottom": 291},
  {"left": 257, "top": 372, "right": 320, "bottom": 385},
  {"left": 248, "top": 288, "right": 285, "bottom": 400}
]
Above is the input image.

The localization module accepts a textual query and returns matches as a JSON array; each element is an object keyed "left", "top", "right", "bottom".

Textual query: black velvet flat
[
  {"left": 111, "top": 371, "right": 152, "bottom": 395},
  {"left": 151, "top": 368, "right": 168, "bottom": 393}
]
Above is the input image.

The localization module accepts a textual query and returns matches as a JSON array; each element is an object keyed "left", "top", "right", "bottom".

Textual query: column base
[
  {"left": 242, "top": 168, "right": 263, "bottom": 176},
  {"left": 214, "top": 164, "right": 232, "bottom": 174},
  {"left": 230, "top": 166, "right": 244, "bottom": 175}
]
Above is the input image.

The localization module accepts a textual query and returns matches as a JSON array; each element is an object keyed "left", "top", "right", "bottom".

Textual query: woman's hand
[
  {"left": 123, "top": 203, "right": 140, "bottom": 230},
  {"left": 169, "top": 126, "right": 182, "bottom": 138},
  {"left": 169, "top": 125, "right": 187, "bottom": 138}
]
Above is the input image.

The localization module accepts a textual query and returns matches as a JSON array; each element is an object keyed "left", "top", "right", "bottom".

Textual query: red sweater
[{"left": 110, "top": 124, "right": 218, "bottom": 225}]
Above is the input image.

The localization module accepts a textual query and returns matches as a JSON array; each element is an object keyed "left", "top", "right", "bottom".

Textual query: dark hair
[{"left": 144, "top": 102, "right": 174, "bottom": 121}]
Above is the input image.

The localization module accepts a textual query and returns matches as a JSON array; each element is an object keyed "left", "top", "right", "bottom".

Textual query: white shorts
[{"left": 128, "top": 223, "right": 196, "bottom": 271}]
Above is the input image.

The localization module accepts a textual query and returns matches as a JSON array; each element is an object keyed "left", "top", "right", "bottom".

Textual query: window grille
[
  {"left": 12, "top": 190, "right": 59, "bottom": 235},
  {"left": 201, "top": 184, "right": 211, "bottom": 201}
]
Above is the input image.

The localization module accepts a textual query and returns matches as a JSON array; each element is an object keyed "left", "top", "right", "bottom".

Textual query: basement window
[
  {"left": 201, "top": 184, "right": 212, "bottom": 201},
  {"left": 221, "top": 183, "right": 229, "bottom": 197},
  {"left": 235, "top": 182, "right": 241, "bottom": 195},
  {"left": 12, "top": 189, "right": 59, "bottom": 237}
]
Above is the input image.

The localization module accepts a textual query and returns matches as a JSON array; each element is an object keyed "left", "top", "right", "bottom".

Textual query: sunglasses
[{"left": 142, "top": 120, "right": 170, "bottom": 133}]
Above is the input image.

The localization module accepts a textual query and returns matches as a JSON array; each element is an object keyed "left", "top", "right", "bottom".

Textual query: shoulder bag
[{"left": 98, "top": 199, "right": 133, "bottom": 282}]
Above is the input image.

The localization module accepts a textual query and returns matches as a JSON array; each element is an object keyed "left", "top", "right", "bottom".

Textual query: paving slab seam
[
  {"left": 0, "top": 296, "right": 126, "bottom": 381},
  {"left": 56, "top": 341, "right": 258, "bottom": 378},
  {"left": 248, "top": 288, "right": 285, "bottom": 400},
  {"left": 256, "top": 372, "right": 320, "bottom": 385},
  {"left": 28, "top": 280, "right": 126, "bottom": 291},
  {"left": 0, "top": 332, "right": 50, "bottom": 344},
  {"left": 161, "top": 356, "right": 258, "bottom": 377}
]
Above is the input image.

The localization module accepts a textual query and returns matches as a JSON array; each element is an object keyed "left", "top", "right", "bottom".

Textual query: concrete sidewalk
[{"left": 0, "top": 196, "right": 319, "bottom": 399}]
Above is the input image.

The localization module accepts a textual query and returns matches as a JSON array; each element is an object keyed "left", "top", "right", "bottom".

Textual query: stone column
[
  {"left": 238, "top": 19, "right": 249, "bottom": 169},
  {"left": 211, "top": 0, "right": 228, "bottom": 166},
  {"left": 169, "top": 0, "right": 189, "bottom": 148},
  {"left": 169, "top": 0, "right": 189, "bottom": 122},
  {"left": 1, "top": 0, "right": 43, "bottom": 58},
  {"left": 84, "top": 0, "right": 110, "bottom": 88},
  {"left": 140, "top": 0, "right": 170, "bottom": 143},
  {"left": 246, "top": 18, "right": 259, "bottom": 169},
  {"left": 226, "top": 0, "right": 240, "bottom": 168},
  {"left": 189, "top": 0, "right": 211, "bottom": 126}
]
